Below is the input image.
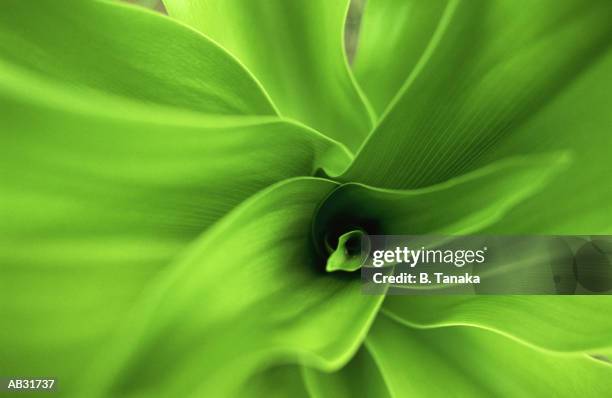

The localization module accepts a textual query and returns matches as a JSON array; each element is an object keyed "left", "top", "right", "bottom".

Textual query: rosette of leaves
[{"left": 1, "top": 0, "right": 612, "bottom": 396}]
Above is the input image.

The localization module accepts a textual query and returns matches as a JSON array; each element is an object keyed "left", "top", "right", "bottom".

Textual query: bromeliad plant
[{"left": 1, "top": 0, "right": 612, "bottom": 396}]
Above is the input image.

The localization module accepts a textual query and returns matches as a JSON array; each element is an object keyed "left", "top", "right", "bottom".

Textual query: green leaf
[
  {"left": 81, "top": 178, "right": 383, "bottom": 397},
  {"left": 366, "top": 313, "right": 612, "bottom": 397},
  {"left": 595, "top": 350, "right": 612, "bottom": 363},
  {"left": 125, "top": 0, "right": 162, "bottom": 9},
  {"left": 0, "top": 86, "right": 350, "bottom": 237},
  {"left": 238, "top": 365, "right": 310, "bottom": 398},
  {"left": 383, "top": 296, "right": 612, "bottom": 353},
  {"left": 302, "top": 347, "right": 392, "bottom": 398},
  {"left": 361, "top": 12, "right": 612, "bottom": 362},
  {"left": 315, "top": 153, "right": 568, "bottom": 272},
  {"left": 163, "top": 0, "right": 374, "bottom": 150},
  {"left": 342, "top": 0, "right": 612, "bottom": 188},
  {"left": 380, "top": 52, "right": 612, "bottom": 356},
  {"left": 0, "top": 73, "right": 350, "bottom": 392},
  {"left": 0, "top": 0, "right": 275, "bottom": 116},
  {"left": 352, "top": 0, "right": 449, "bottom": 115},
  {"left": 478, "top": 47, "right": 612, "bottom": 234},
  {"left": 325, "top": 230, "right": 366, "bottom": 272}
]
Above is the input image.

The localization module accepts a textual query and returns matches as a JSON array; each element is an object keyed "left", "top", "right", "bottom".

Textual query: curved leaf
[
  {"left": 378, "top": 47, "right": 612, "bottom": 360},
  {"left": 314, "top": 153, "right": 568, "bottom": 271},
  {"left": 0, "top": 0, "right": 275, "bottom": 116},
  {"left": 302, "top": 346, "right": 392, "bottom": 398},
  {"left": 383, "top": 296, "right": 612, "bottom": 353},
  {"left": 366, "top": 313, "right": 612, "bottom": 397},
  {"left": 343, "top": 0, "right": 612, "bottom": 188},
  {"left": 479, "top": 47, "right": 612, "bottom": 234},
  {"left": 352, "top": 0, "right": 449, "bottom": 115},
  {"left": 238, "top": 365, "right": 310, "bottom": 398},
  {"left": 0, "top": 73, "right": 350, "bottom": 393},
  {"left": 163, "top": 0, "right": 374, "bottom": 150},
  {"left": 380, "top": 51, "right": 612, "bottom": 356},
  {"left": 82, "top": 178, "right": 383, "bottom": 397}
]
